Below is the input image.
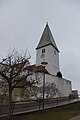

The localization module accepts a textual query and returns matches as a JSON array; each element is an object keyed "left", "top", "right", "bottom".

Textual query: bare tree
[
  {"left": 29, "top": 86, "right": 40, "bottom": 100},
  {"left": 45, "top": 82, "right": 61, "bottom": 99},
  {"left": 0, "top": 50, "right": 36, "bottom": 117}
]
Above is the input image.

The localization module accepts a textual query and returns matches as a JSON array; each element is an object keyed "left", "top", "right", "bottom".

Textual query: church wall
[
  {"left": 35, "top": 72, "right": 72, "bottom": 98},
  {"left": 36, "top": 45, "right": 60, "bottom": 75},
  {"left": 10, "top": 72, "right": 72, "bottom": 101},
  {"left": 44, "top": 45, "right": 59, "bottom": 75},
  {"left": 45, "top": 74, "right": 72, "bottom": 97}
]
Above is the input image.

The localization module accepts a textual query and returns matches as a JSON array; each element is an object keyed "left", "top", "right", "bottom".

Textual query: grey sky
[{"left": 0, "top": 0, "right": 80, "bottom": 93}]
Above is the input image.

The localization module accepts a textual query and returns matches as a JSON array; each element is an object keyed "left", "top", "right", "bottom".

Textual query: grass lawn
[{"left": 1, "top": 107, "right": 80, "bottom": 120}]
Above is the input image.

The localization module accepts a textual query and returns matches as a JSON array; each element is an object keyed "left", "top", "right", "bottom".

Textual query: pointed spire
[
  {"left": 36, "top": 23, "right": 59, "bottom": 52},
  {"left": 46, "top": 22, "right": 48, "bottom": 25}
]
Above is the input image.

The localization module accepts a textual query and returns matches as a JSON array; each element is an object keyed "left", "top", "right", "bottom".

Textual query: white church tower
[{"left": 36, "top": 23, "right": 60, "bottom": 75}]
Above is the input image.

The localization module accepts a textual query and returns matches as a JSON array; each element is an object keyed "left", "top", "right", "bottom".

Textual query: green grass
[{"left": 1, "top": 107, "right": 80, "bottom": 120}]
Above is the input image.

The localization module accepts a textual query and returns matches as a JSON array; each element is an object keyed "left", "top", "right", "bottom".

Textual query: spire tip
[{"left": 46, "top": 22, "right": 48, "bottom": 25}]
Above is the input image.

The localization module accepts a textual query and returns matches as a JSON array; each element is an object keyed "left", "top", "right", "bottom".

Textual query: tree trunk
[{"left": 7, "top": 82, "right": 13, "bottom": 118}]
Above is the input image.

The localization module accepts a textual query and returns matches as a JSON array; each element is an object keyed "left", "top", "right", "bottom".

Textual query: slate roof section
[{"left": 36, "top": 23, "right": 59, "bottom": 52}]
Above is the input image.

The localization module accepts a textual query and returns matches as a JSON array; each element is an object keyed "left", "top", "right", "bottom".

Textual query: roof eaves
[{"left": 36, "top": 43, "right": 59, "bottom": 52}]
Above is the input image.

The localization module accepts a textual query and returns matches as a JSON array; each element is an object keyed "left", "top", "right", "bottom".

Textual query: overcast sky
[{"left": 0, "top": 0, "right": 80, "bottom": 93}]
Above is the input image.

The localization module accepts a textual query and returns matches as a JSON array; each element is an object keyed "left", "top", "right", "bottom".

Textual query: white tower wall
[{"left": 36, "top": 45, "right": 60, "bottom": 75}]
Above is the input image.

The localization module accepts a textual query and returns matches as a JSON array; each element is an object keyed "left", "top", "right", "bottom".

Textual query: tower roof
[{"left": 36, "top": 23, "right": 59, "bottom": 52}]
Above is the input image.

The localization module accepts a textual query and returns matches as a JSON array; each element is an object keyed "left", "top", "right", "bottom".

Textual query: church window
[
  {"left": 42, "top": 49, "right": 45, "bottom": 53},
  {"left": 54, "top": 50, "right": 56, "bottom": 55}
]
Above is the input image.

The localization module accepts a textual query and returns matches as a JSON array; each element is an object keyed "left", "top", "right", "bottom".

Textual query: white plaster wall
[
  {"left": 45, "top": 74, "right": 72, "bottom": 97},
  {"left": 36, "top": 45, "right": 60, "bottom": 75},
  {"left": 28, "top": 72, "right": 72, "bottom": 98}
]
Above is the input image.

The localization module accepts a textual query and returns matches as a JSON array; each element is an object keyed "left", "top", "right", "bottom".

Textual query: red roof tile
[{"left": 24, "top": 65, "right": 49, "bottom": 74}]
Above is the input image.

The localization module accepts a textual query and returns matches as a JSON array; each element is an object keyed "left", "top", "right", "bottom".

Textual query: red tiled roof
[{"left": 24, "top": 65, "right": 49, "bottom": 74}]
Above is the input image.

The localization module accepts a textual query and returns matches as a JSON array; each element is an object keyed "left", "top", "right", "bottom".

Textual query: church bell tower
[{"left": 36, "top": 23, "right": 60, "bottom": 75}]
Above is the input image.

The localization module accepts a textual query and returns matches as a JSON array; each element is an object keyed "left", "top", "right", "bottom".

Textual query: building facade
[
  {"left": 0, "top": 23, "right": 72, "bottom": 102},
  {"left": 35, "top": 23, "right": 72, "bottom": 98},
  {"left": 36, "top": 23, "right": 60, "bottom": 75}
]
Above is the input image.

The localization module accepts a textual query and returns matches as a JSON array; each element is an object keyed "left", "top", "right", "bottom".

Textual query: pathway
[{"left": 69, "top": 115, "right": 80, "bottom": 120}]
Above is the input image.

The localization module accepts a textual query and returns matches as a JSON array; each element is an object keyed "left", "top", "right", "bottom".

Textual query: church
[
  {"left": 0, "top": 23, "right": 76, "bottom": 102},
  {"left": 26, "top": 22, "right": 72, "bottom": 99}
]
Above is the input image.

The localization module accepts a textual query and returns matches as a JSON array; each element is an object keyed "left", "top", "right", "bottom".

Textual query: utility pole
[{"left": 41, "top": 61, "right": 48, "bottom": 110}]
